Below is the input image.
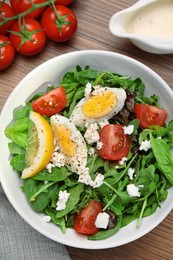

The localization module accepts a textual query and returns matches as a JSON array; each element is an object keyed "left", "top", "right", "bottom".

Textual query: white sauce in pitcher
[{"left": 126, "top": 0, "right": 173, "bottom": 40}]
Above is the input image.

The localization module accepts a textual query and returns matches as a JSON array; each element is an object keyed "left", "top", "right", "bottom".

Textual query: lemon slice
[{"left": 22, "top": 111, "right": 54, "bottom": 179}]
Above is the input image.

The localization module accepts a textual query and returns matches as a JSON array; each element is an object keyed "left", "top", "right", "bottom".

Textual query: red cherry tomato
[
  {"left": 98, "top": 124, "right": 131, "bottom": 161},
  {"left": 0, "top": 1, "right": 15, "bottom": 34},
  {"left": 54, "top": 0, "right": 73, "bottom": 5},
  {"left": 32, "top": 87, "right": 67, "bottom": 116},
  {"left": 0, "top": 34, "right": 15, "bottom": 70},
  {"left": 10, "top": 0, "right": 46, "bottom": 19},
  {"left": 9, "top": 18, "right": 46, "bottom": 56},
  {"left": 134, "top": 104, "right": 167, "bottom": 129},
  {"left": 41, "top": 4, "right": 77, "bottom": 42},
  {"left": 74, "top": 200, "right": 103, "bottom": 235}
]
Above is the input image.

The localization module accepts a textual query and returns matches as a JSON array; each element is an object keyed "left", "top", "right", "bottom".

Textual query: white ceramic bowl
[
  {"left": 109, "top": 0, "right": 173, "bottom": 54},
  {"left": 0, "top": 50, "right": 173, "bottom": 249}
]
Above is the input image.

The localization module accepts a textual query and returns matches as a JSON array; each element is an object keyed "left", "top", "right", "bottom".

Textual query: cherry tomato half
[
  {"left": 32, "top": 87, "right": 67, "bottom": 116},
  {"left": 74, "top": 200, "right": 103, "bottom": 235},
  {"left": 0, "top": 34, "right": 15, "bottom": 70},
  {"left": 134, "top": 104, "right": 167, "bottom": 129},
  {"left": 98, "top": 124, "right": 131, "bottom": 161},
  {"left": 41, "top": 4, "right": 77, "bottom": 42},
  {"left": 0, "top": 1, "right": 15, "bottom": 34},
  {"left": 10, "top": 0, "right": 46, "bottom": 19},
  {"left": 9, "top": 18, "right": 46, "bottom": 56},
  {"left": 54, "top": 0, "right": 73, "bottom": 5}
]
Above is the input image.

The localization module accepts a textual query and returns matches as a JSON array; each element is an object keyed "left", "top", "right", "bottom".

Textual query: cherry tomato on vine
[
  {"left": 0, "top": 34, "right": 15, "bottom": 70},
  {"left": 32, "top": 87, "right": 67, "bottom": 116},
  {"left": 41, "top": 4, "right": 77, "bottom": 42},
  {"left": 54, "top": 0, "right": 73, "bottom": 5},
  {"left": 74, "top": 200, "right": 103, "bottom": 235},
  {"left": 134, "top": 104, "right": 167, "bottom": 129},
  {"left": 98, "top": 124, "right": 131, "bottom": 161},
  {"left": 0, "top": 1, "right": 15, "bottom": 34},
  {"left": 10, "top": 0, "right": 46, "bottom": 19},
  {"left": 9, "top": 18, "right": 46, "bottom": 56}
]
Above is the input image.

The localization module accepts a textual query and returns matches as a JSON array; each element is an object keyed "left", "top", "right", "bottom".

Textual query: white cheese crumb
[
  {"left": 123, "top": 125, "right": 134, "bottom": 135},
  {"left": 98, "top": 119, "right": 109, "bottom": 129},
  {"left": 84, "top": 123, "right": 100, "bottom": 144},
  {"left": 88, "top": 147, "right": 95, "bottom": 157},
  {"left": 78, "top": 168, "right": 104, "bottom": 188},
  {"left": 95, "top": 212, "right": 110, "bottom": 229},
  {"left": 96, "top": 141, "right": 103, "bottom": 150},
  {"left": 139, "top": 140, "right": 151, "bottom": 152},
  {"left": 118, "top": 157, "right": 128, "bottom": 165},
  {"left": 85, "top": 82, "right": 92, "bottom": 99},
  {"left": 127, "top": 167, "right": 135, "bottom": 180},
  {"left": 56, "top": 190, "right": 70, "bottom": 211},
  {"left": 46, "top": 144, "right": 66, "bottom": 173},
  {"left": 43, "top": 215, "right": 51, "bottom": 223},
  {"left": 127, "top": 184, "right": 140, "bottom": 197},
  {"left": 91, "top": 173, "right": 104, "bottom": 188}
]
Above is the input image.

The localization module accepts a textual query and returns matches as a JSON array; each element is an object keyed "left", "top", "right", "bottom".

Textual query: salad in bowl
[{"left": 1, "top": 50, "right": 173, "bottom": 249}]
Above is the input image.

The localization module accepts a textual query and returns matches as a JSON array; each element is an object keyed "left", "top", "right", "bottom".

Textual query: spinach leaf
[
  {"left": 150, "top": 135, "right": 173, "bottom": 185},
  {"left": 23, "top": 179, "right": 57, "bottom": 212},
  {"left": 33, "top": 167, "right": 72, "bottom": 182}
]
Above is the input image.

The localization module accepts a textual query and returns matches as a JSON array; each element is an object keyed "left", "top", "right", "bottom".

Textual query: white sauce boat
[{"left": 109, "top": 0, "right": 173, "bottom": 54}]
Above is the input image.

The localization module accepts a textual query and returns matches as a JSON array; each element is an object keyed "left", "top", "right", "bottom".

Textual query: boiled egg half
[
  {"left": 50, "top": 115, "right": 87, "bottom": 174},
  {"left": 70, "top": 86, "right": 126, "bottom": 127}
]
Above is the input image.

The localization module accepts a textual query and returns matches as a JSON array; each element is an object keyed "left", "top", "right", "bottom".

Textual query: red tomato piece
[
  {"left": 9, "top": 18, "right": 46, "bottom": 56},
  {"left": 0, "top": 1, "right": 15, "bottom": 34},
  {"left": 32, "top": 87, "right": 67, "bottom": 116},
  {"left": 74, "top": 200, "right": 103, "bottom": 235},
  {"left": 41, "top": 4, "right": 77, "bottom": 42},
  {"left": 54, "top": 0, "right": 73, "bottom": 5},
  {"left": 98, "top": 124, "right": 130, "bottom": 161},
  {"left": 10, "top": 0, "right": 46, "bottom": 19},
  {"left": 0, "top": 34, "right": 15, "bottom": 70},
  {"left": 134, "top": 104, "right": 167, "bottom": 129}
]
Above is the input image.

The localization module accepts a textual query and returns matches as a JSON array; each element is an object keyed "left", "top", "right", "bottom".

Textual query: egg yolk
[
  {"left": 54, "top": 124, "right": 76, "bottom": 157},
  {"left": 82, "top": 90, "right": 117, "bottom": 118}
]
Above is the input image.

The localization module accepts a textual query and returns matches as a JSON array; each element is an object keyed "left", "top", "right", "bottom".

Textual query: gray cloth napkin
[{"left": 0, "top": 184, "right": 71, "bottom": 260}]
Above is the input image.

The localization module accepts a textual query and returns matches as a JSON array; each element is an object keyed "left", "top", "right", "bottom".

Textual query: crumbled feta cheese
[
  {"left": 95, "top": 212, "right": 110, "bottom": 229},
  {"left": 51, "top": 152, "right": 66, "bottom": 167},
  {"left": 91, "top": 173, "right": 104, "bottom": 188},
  {"left": 96, "top": 141, "right": 103, "bottom": 150},
  {"left": 127, "top": 167, "right": 135, "bottom": 180},
  {"left": 43, "top": 215, "right": 51, "bottom": 223},
  {"left": 139, "top": 140, "right": 151, "bottom": 152},
  {"left": 46, "top": 142, "right": 67, "bottom": 173},
  {"left": 85, "top": 82, "right": 92, "bottom": 99},
  {"left": 78, "top": 170, "right": 92, "bottom": 185},
  {"left": 123, "top": 125, "right": 134, "bottom": 135},
  {"left": 118, "top": 157, "right": 128, "bottom": 165},
  {"left": 84, "top": 123, "right": 100, "bottom": 144},
  {"left": 98, "top": 119, "right": 109, "bottom": 129},
  {"left": 46, "top": 163, "right": 54, "bottom": 173},
  {"left": 127, "top": 184, "right": 140, "bottom": 197},
  {"left": 56, "top": 190, "right": 70, "bottom": 211},
  {"left": 88, "top": 147, "right": 95, "bottom": 157},
  {"left": 78, "top": 169, "right": 104, "bottom": 188}
]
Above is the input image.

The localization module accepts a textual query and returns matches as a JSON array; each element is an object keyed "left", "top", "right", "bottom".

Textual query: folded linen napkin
[{"left": 0, "top": 184, "right": 71, "bottom": 260}]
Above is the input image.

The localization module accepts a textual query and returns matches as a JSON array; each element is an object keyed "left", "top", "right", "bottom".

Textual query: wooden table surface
[{"left": 1, "top": 0, "right": 173, "bottom": 259}]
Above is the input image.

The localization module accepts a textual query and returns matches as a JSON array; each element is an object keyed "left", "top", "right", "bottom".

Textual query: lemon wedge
[{"left": 22, "top": 111, "right": 54, "bottom": 179}]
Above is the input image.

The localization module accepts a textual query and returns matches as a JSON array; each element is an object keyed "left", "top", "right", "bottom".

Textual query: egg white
[
  {"left": 70, "top": 87, "right": 126, "bottom": 127},
  {"left": 50, "top": 115, "right": 88, "bottom": 174}
]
